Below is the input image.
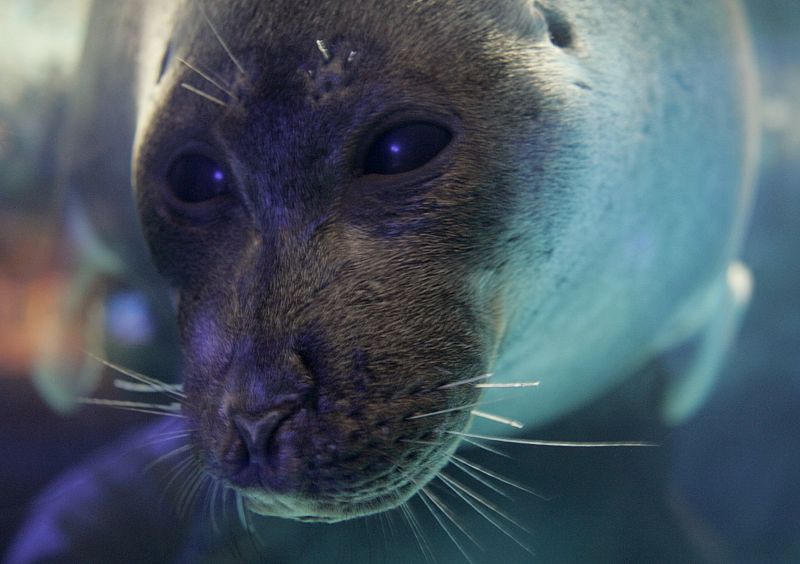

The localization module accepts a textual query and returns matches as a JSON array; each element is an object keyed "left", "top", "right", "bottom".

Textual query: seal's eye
[
  {"left": 363, "top": 122, "right": 451, "bottom": 175},
  {"left": 166, "top": 153, "right": 228, "bottom": 203}
]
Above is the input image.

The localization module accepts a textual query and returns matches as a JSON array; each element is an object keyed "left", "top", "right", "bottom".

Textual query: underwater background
[{"left": 0, "top": 1, "right": 798, "bottom": 562}]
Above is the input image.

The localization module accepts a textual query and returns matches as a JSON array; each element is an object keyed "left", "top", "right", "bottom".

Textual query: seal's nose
[
  {"left": 230, "top": 395, "right": 302, "bottom": 472},
  {"left": 233, "top": 411, "right": 286, "bottom": 468}
]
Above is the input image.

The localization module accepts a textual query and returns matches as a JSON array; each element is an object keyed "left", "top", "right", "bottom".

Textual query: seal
[{"left": 31, "top": 0, "right": 758, "bottom": 538}]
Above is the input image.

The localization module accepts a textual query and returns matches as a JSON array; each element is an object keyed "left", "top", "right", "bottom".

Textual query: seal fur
[{"left": 35, "top": 0, "right": 758, "bottom": 526}]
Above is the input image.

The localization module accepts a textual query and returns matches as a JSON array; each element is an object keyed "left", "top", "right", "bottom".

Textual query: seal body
[{"left": 37, "top": 0, "right": 757, "bottom": 527}]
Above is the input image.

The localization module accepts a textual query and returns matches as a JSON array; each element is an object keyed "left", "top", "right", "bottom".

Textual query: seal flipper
[{"left": 661, "top": 261, "right": 753, "bottom": 425}]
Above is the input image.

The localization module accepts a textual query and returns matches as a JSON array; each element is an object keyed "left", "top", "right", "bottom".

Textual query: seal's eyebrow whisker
[
  {"left": 76, "top": 397, "right": 185, "bottom": 418},
  {"left": 417, "top": 484, "right": 480, "bottom": 563},
  {"left": 180, "top": 83, "right": 228, "bottom": 106},
  {"left": 176, "top": 56, "right": 237, "bottom": 98},
  {"left": 436, "top": 472, "right": 534, "bottom": 555},
  {"left": 199, "top": 3, "right": 248, "bottom": 79},
  {"left": 470, "top": 410, "right": 525, "bottom": 429},
  {"left": 447, "top": 431, "right": 659, "bottom": 448}
]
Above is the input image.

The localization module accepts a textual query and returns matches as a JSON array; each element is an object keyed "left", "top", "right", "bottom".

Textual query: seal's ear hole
[
  {"left": 158, "top": 40, "right": 174, "bottom": 83},
  {"left": 541, "top": 7, "right": 573, "bottom": 49}
]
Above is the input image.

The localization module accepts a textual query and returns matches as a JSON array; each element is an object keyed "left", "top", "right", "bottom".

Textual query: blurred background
[{"left": 0, "top": 1, "right": 798, "bottom": 562}]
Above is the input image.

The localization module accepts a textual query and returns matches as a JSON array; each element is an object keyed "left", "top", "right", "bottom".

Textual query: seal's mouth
[
  {"left": 241, "top": 476, "right": 421, "bottom": 522},
  {"left": 186, "top": 375, "right": 475, "bottom": 521}
]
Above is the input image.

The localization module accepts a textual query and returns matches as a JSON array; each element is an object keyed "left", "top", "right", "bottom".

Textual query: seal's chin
[{"left": 242, "top": 478, "right": 419, "bottom": 523}]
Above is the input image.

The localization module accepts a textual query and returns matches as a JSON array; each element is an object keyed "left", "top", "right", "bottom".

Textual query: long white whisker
[
  {"left": 114, "top": 380, "right": 184, "bottom": 394},
  {"left": 176, "top": 56, "right": 236, "bottom": 97},
  {"left": 400, "top": 502, "right": 435, "bottom": 564},
  {"left": 209, "top": 479, "right": 221, "bottom": 535},
  {"left": 439, "top": 472, "right": 530, "bottom": 533},
  {"left": 144, "top": 443, "right": 192, "bottom": 474},
  {"left": 448, "top": 431, "right": 658, "bottom": 448},
  {"left": 470, "top": 410, "right": 524, "bottom": 429},
  {"left": 451, "top": 455, "right": 549, "bottom": 500},
  {"left": 437, "top": 473, "right": 534, "bottom": 555},
  {"left": 438, "top": 373, "right": 493, "bottom": 390},
  {"left": 87, "top": 353, "right": 186, "bottom": 400},
  {"left": 76, "top": 397, "right": 185, "bottom": 418},
  {"left": 236, "top": 491, "right": 250, "bottom": 532},
  {"left": 458, "top": 436, "right": 513, "bottom": 459},
  {"left": 447, "top": 458, "right": 511, "bottom": 499},
  {"left": 418, "top": 486, "right": 478, "bottom": 564},
  {"left": 180, "top": 83, "right": 227, "bottom": 106},
  {"left": 161, "top": 455, "right": 196, "bottom": 505},
  {"left": 406, "top": 402, "right": 483, "bottom": 421},
  {"left": 475, "top": 381, "right": 540, "bottom": 389},
  {"left": 200, "top": 4, "right": 247, "bottom": 77}
]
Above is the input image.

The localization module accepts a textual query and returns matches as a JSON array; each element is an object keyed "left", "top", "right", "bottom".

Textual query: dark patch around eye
[
  {"left": 166, "top": 153, "right": 228, "bottom": 203},
  {"left": 363, "top": 122, "right": 452, "bottom": 176}
]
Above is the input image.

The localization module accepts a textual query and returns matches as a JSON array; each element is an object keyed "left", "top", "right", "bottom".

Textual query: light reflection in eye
[{"left": 389, "top": 144, "right": 401, "bottom": 154}]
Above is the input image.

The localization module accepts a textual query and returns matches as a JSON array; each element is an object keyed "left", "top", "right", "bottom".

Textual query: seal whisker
[
  {"left": 399, "top": 501, "right": 435, "bottom": 564},
  {"left": 199, "top": 4, "right": 248, "bottom": 78},
  {"left": 447, "top": 431, "right": 658, "bottom": 448},
  {"left": 418, "top": 485, "right": 479, "bottom": 563},
  {"left": 475, "top": 381, "right": 540, "bottom": 389},
  {"left": 405, "top": 401, "right": 482, "bottom": 421},
  {"left": 439, "top": 472, "right": 531, "bottom": 534},
  {"left": 446, "top": 457, "right": 512, "bottom": 499},
  {"left": 235, "top": 491, "right": 250, "bottom": 532},
  {"left": 457, "top": 437, "right": 512, "bottom": 459},
  {"left": 209, "top": 479, "right": 221, "bottom": 534},
  {"left": 76, "top": 397, "right": 185, "bottom": 418},
  {"left": 86, "top": 353, "right": 186, "bottom": 400},
  {"left": 176, "top": 56, "right": 236, "bottom": 98},
  {"left": 160, "top": 454, "right": 196, "bottom": 506},
  {"left": 437, "top": 373, "right": 493, "bottom": 390},
  {"left": 450, "top": 455, "right": 549, "bottom": 500},
  {"left": 113, "top": 379, "right": 185, "bottom": 395},
  {"left": 180, "top": 83, "right": 228, "bottom": 106},
  {"left": 470, "top": 410, "right": 524, "bottom": 429},
  {"left": 176, "top": 465, "right": 205, "bottom": 518},
  {"left": 144, "top": 443, "right": 192, "bottom": 474},
  {"left": 437, "top": 472, "right": 534, "bottom": 555}
]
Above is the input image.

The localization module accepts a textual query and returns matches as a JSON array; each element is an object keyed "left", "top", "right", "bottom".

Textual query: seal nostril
[{"left": 233, "top": 410, "right": 292, "bottom": 470}]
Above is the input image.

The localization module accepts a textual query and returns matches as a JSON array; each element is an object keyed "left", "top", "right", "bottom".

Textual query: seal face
[
  {"left": 122, "top": 0, "right": 758, "bottom": 523},
  {"left": 133, "top": 0, "right": 551, "bottom": 521}
]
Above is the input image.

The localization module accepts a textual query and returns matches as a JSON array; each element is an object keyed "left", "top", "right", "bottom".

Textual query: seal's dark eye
[
  {"left": 166, "top": 153, "right": 228, "bottom": 203},
  {"left": 363, "top": 122, "right": 451, "bottom": 175}
]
